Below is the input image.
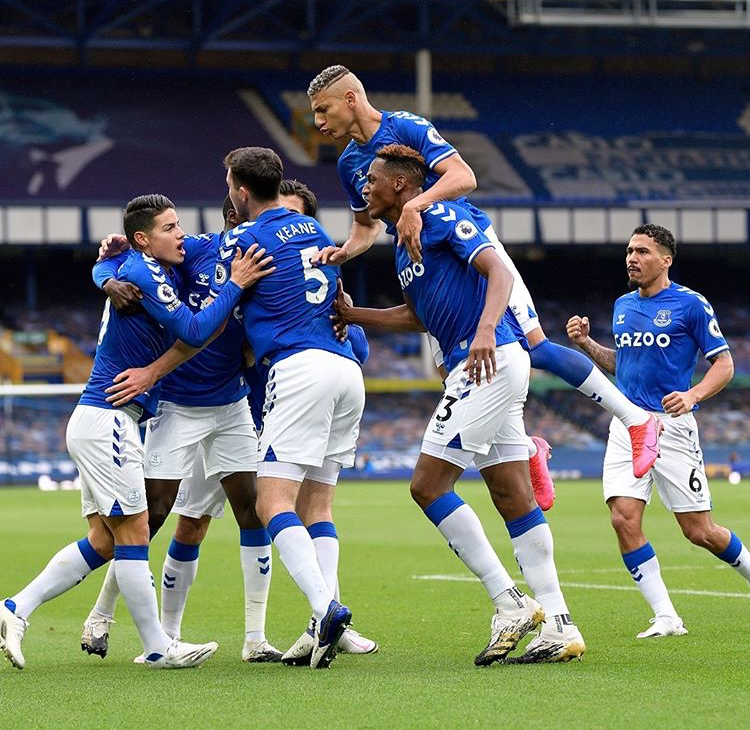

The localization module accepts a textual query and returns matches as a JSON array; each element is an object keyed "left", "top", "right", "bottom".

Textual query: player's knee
[
  {"left": 175, "top": 516, "right": 208, "bottom": 544},
  {"left": 87, "top": 530, "right": 114, "bottom": 561},
  {"left": 610, "top": 509, "right": 637, "bottom": 538},
  {"left": 410, "top": 477, "right": 440, "bottom": 509},
  {"left": 679, "top": 522, "right": 713, "bottom": 549},
  {"left": 147, "top": 502, "right": 172, "bottom": 539}
]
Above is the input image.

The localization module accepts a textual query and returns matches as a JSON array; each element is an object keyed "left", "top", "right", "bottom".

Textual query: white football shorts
[
  {"left": 603, "top": 412, "right": 712, "bottom": 513},
  {"left": 144, "top": 398, "right": 257, "bottom": 480},
  {"left": 172, "top": 445, "right": 228, "bottom": 520},
  {"left": 66, "top": 404, "right": 146, "bottom": 518},
  {"left": 257, "top": 349, "right": 365, "bottom": 479},
  {"left": 421, "top": 341, "right": 531, "bottom": 471}
]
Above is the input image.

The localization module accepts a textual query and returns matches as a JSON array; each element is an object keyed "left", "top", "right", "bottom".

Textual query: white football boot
[
  {"left": 636, "top": 615, "right": 688, "bottom": 639},
  {"left": 242, "top": 638, "right": 282, "bottom": 663},
  {"left": 474, "top": 589, "right": 545, "bottom": 666},
  {"left": 144, "top": 637, "right": 218, "bottom": 669},
  {"left": 81, "top": 611, "right": 115, "bottom": 658},
  {"left": 281, "top": 620, "right": 315, "bottom": 666},
  {"left": 337, "top": 628, "right": 378, "bottom": 655},
  {"left": 0, "top": 601, "right": 28, "bottom": 670},
  {"left": 505, "top": 614, "right": 586, "bottom": 663}
]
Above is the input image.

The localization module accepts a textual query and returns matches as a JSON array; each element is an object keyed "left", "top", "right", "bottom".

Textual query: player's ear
[
  {"left": 132, "top": 230, "right": 149, "bottom": 251},
  {"left": 393, "top": 174, "right": 407, "bottom": 193},
  {"left": 344, "top": 89, "right": 356, "bottom": 108}
]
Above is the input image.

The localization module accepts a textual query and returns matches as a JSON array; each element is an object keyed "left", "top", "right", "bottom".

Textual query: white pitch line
[
  {"left": 412, "top": 574, "right": 750, "bottom": 599},
  {"left": 557, "top": 565, "right": 700, "bottom": 575}
]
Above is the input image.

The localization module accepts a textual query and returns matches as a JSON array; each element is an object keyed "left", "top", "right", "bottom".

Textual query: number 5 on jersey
[{"left": 300, "top": 246, "right": 328, "bottom": 304}]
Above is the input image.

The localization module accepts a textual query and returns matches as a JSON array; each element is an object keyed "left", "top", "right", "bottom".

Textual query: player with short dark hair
[
  {"left": 0, "top": 195, "right": 265, "bottom": 670},
  {"left": 279, "top": 179, "right": 318, "bottom": 218},
  {"left": 567, "top": 225, "right": 750, "bottom": 638},
  {"left": 307, "top": 65, "right": 663, "bottom": 493},
  {"left": 216, "top": 147, "right": 365, "bottom": 669},
  {"left": 81, "top": 195, "right": 280, "bottom": 664},
  {"left": 333, "top": 144, "right": 585, "bottom": 664}
]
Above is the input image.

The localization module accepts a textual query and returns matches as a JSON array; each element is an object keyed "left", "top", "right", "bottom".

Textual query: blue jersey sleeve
[
  {"left": 680, "top": 288, "right": 730, "bottom": 359},
  {"left": 347, "top": 324, "right": 369, "bottom": 366},
  {"left": 337, "top": 147, "right": 369, "bottom": 213},
  {"left": 127, "top": 261, "right": 242, "bottom": 348},
  {"left": 423, "top": 203, "right": 493, "bottom": 265},
  {"left": 390, "top": 112, "right": 458, "bottom": 171},
  {"left": 92, "top": 251, "right": 129, "bottom": 289},
  {"left": 209, "top": 223, "right": 257, "bottom": 298}
]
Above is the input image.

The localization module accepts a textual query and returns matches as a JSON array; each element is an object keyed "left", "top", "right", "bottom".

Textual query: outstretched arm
[
  {"left": 312, "top": 210, "right": 381, "bottom": 266},
  {"left": 566, "top": 315, "right": 616, "bottom": 375},
  {"left": 333, "top": 280, "right": 424, "bottom": 333}
]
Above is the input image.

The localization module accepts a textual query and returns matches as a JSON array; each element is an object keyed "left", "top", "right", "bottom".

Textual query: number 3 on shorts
[
  {"left": 436, "top": 395, "right": 458, "bottom": 422},
  {"left": 300, "top": 246, "right": 328, "bottom": 304}
]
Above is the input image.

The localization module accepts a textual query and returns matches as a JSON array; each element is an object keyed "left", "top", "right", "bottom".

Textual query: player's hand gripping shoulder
[
  {"left": 464, "top": 323, "right": 496, "bottom": 386},
  {"left": 331, "top": 280, "right": 353, "bottom": 341},
  {"left": 97, "top": 233, "right": 130, "bottom": 262},
  {"left": 312, "top": 245, "right": 349, "bottom": 266},
  {"left": 396, "top": 202, "right": 423, "bottom": 264},
  {"left": 230, "top": 244, "right": 276, "bottom": 288},
  {"left": 103, "top": 279, "right": 143, "bottom": 313},
  {"left": 566, "top": 315, "right": 590, "bottom": 346}
]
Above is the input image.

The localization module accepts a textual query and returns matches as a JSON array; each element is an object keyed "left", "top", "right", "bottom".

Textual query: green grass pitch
[{"left": 1, "top": 479, "right": 749, "bottom": 730}]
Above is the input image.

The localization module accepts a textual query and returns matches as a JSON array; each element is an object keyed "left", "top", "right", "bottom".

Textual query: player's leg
[
  {"left": 284, "top": 474, "right": 378, "bottom": 664},
  {"left": 104, "top": 509, "right": 218, "bottom": 669},
  {"left": 604, "top": 416, "right": 685, "bottom": 638},
  {"left": 475, "top": 399, "right": 584, "bottom": 663},
  {"left": 157, "top": 447, "right": 217, "bottom": 645},
  {"left": 256, "top": 472, "right": 347, "bottom": 670},
  {"left": 417, "top": 343, "right": 543, "bottom": 664},
  {"left": 486, "top": 462, "right": 584, "bottom": 663},
  {"left": 160, "top": 513, "right": 209, "bottom": 640},
  {"left": 199, "top": 399, "right": 279, "bottom": 661},
  {"left": 674, "top": 511, "right": 750, "bottom": 585},
  {"left": 1, "top": 513, "right": 112, "bottom": 669},
  {"left": 527, "top": 327, "right": 662, "bottom": 478},
  {"left": 221, "top": 470, "right": 281, "bottom": 663},
  {"left": 484, "top": 225, "right": 661, "bottom": 478},
  {"left": 655, "top": 413, "right": 750, "bottom": 587},
  {"left": 82, "top": 402, "right": 206, "bottom": 654},
  {"left": 83, "top": 474, "right": 182, "bottom": 644}
]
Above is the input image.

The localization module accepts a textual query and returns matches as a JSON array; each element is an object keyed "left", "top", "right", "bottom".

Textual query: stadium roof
[{"left": 0, "top": 0, "right": 748, "bottom": 63}]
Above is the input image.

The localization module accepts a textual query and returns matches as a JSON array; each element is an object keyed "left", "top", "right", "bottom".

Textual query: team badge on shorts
[
  {"left": 149, "top": 452, "right": 162, "bottom": 467},
  {"left": 653, "top": 310, "right": 672, "bottom": 327},
  {"left": 175, "top": 488, "right": 186, "bottom": 505},
  {"left": 127, "top": 488, "right": 142, "bottom": 505}
]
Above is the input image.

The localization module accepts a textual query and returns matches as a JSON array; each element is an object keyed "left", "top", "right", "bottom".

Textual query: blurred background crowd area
[{"left": 1, "top": 0, "right": 749, "bottom": 484}]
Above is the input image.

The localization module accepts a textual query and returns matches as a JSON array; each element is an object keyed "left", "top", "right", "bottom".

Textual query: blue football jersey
[
  {"left": 337, "top": 110, "right": 491, "bottom": 231},
  {"left": 159, "top": 233, "right": 248, "bottom": 407},
  {"left": 81, "top": 250, "right": 242, "bottom": 418},
  {"left": 392, "top": 201, "right": 517, "bottom": 373},
  {"left": 92, "top": 237, "right": 249, "bottom": 408},
  {"left": 211, "top": 207, "right": 356, "bottom": 368},
  {"left": 612, "top": 282, "right": 729, "bottom": 411}
]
